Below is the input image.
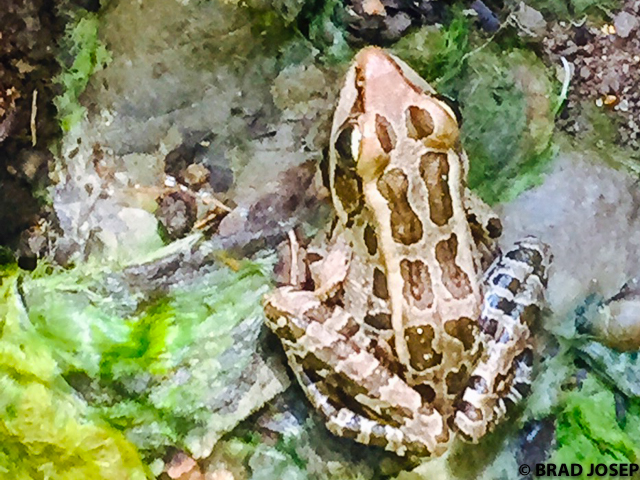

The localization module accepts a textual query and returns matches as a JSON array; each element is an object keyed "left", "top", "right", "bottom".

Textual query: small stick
[{"left": 30, "top": 89, "right": 38, "bottom": 146}]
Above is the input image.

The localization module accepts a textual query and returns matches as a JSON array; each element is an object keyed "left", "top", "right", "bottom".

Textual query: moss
[
  {"left": 20, "top": 255, "right": 276, "bottom": 458},
  {"left": 458, "top": 48, "right": 556, "bottom": 204},
  {"left": 552, "top": 376, "right": 640, "bottom": 476},
  {"left": 0, "top": 275, "right": 149, "bottom": 480},
  {"left": 525, "top": 0, "right": 617, "bottom": 18},
  {"left": 392, "top": 13, "right": 471, "bottom": 93},
  {"left": 305, "top": 0, "right": 353, "bottom": 63},
  {"left": 54, "top": 12, "right": 111, "bottom": 131},
  {"left": 99, "top": 298, "right": 174, "bottom": 379}
]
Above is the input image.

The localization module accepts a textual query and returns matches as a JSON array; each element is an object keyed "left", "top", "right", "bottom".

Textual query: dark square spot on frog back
[
  {"left": 375, "top": 114, "right": 396, "bottom": 153},
  {"left": 334, "top": 165, "right": 365, "bottom": 220},
  {"left": 364, "top": 313, "right": 392, "bottom": 330},
  {"left": 363, "top": 224, "right": 378, "bottom": 256},
  {"left": 435, "top": 234, "right": 473, "bottom": 299},
  {"left": 377, "top": 168, "right": 424, "bottom": 246},
  {"left": 419, "top": 152, "right": 453, "bottom": 227},
  {"left": 400, "top": 258, "right": 434, "bottom": 309},
  {"left": 405, "top": 324, "right": 443, "bottom": 371},
  {"left": 446, "top": 364, "right": 469, "bottom": 396},
  {"left": 373, "top": 268, "right": 389, "bottom": 299},
  {"left": 414, "top": 383, "right": 436, "bottom": 403},
  {"left": 406, "top": 105, "right": 434, "bottom": 140},
  {"left": 444, "top": 317, "right": 477, "bottom": 351}
]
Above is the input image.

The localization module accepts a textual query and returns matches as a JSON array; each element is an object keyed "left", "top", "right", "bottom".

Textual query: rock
[
  {"left": 579, "top": 65, "right": 591, "bottom": 79},
  {"left": 499, "top": 151, "right": 640, "bottom": 320},
  {"left": 514, "top": 2, "right": 547, "bottom": 38},
  {"left": 385, "top": 11, "right": 413, "bottom": 39},
  {"left": 184, "top": 163, "right": 210, "bottom": 188},
  {"left": 614, "top": 11, "right": 638, "bottom": 38},
  {"left": 166, "top": 452, "right": 201, "bottom": 480},
  {"left": 471, "top": 0, "right": 500, "bottom": 33},
  {"left": 156, "top": 190, "right": 198, "bottom": 240},
  {"left": 600, "top": 71, "right": 621, "bottom": 94}
]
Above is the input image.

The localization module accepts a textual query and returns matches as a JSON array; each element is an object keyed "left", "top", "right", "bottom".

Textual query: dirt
[
  {"left": 542, "top": 0, "right": 640, "bottom": 152},
  {"left": 0, "top": 1, "right": 71, "bottom": 247}
]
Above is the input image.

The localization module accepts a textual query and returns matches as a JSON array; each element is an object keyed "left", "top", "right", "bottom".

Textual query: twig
[{"left": 30, "top": 89, "right": 37, "bottom": 146}]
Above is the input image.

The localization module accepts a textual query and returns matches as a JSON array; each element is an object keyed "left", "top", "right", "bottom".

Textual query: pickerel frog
[{"left": 264, "top": 47, "right": 551, "bottom": 457}]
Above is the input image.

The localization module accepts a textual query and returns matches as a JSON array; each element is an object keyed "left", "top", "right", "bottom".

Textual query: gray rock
[
  {"left": 514, "top": 2, "right": 547, "bottom": 38},
  {"left": 614, "top": 11, "right": 638, "bottom": 38}
]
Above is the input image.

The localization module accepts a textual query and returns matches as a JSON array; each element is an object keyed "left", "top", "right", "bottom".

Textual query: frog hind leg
[
  {"left": 292, "top": 361, "right": 448, "bottom": 458},
  {"left": 272, "top": 299, "right": 449, "bottom": 457},
  {"left": 454, "top": 236, "right": 551, "bottom": 442}
]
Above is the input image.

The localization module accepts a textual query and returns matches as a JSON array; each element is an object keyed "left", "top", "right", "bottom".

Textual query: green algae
[
  {"left": 0, "top": 273, "right": 149, "bottom": 480},
  {"left": 54, "top": 12, "right": 111, "bottom": 132},
  {"left": 552, "top": 376, "right": 640, "bottom": 477}
]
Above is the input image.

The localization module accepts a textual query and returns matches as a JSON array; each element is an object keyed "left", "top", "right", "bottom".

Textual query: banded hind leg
[
  {"left": 454, "top": 236, "right": 551, "bottom": 441},
  {"left": 290, "top": 356, "right": 448, "bottom": 458},
  {"left": 264, "top": 287, "right": 449, "bottom": 457}
]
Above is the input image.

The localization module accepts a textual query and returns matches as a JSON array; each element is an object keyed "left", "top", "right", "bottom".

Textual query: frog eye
[
  {"left": 332, "top": 121, "right": 364, "bottom": 223},
  {"left": 334, "top": 122, "right": 361, "bottom": 169},
  {"left": 434, "top": 94, "right": 463, "bottom": 125}
]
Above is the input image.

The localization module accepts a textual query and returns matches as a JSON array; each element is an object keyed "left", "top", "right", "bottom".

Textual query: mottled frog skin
[{"left": 264, "top": 47, "right": 551, "bottom": 457}]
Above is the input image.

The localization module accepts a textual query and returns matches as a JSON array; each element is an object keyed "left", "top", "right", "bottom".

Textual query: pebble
[
  {"left": 542, "top": 2, "right": 640, "bottom": 150},
  {"left": 618, "top": 99, "right": 630, "bottom": 112},
  {"left": 614, "top": 11, "right": 639, "bottom": 38},
  {"left": 579, "top": 66, "right": 591, "bottom": 79},
  {"left": 514, "top": 2, "right": 547, "bottom": 37}
]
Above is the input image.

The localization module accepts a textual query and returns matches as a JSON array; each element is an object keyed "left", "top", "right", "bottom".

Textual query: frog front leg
[
  {"left": 454, "top": 236, "right": 551, "bottom": 441},
  {"left": 264, "top": 287, "right": 450, "bottom": 457}
]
